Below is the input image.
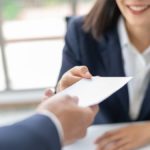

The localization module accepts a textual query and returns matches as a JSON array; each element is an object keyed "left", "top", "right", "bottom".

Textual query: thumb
[{"left": 80, "top": 66, "right": 92, "bottom": 78}]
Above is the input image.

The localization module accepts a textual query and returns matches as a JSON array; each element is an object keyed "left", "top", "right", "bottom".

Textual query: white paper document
[{"left": 58, "top": 76, "right": 132, "bottom": 107}]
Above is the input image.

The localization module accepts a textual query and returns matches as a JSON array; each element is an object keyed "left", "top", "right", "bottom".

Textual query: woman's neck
[{"left": 125, "top": 22, "right": 150, "bottom": 53}]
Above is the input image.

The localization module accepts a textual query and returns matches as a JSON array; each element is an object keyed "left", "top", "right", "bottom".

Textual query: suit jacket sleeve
[
  {"left": 58, "top": 17, "right": 83, "bottom": 81},
  {"left": 0, "top": 114, "right": 61, "bottom": 150}
]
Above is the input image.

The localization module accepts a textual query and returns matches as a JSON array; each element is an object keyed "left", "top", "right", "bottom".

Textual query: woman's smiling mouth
[{"left": 127, "top": 5, "right": 150, "bottom": 15}]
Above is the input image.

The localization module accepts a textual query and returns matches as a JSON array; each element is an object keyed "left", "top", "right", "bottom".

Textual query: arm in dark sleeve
[
  {"left": 58, "top": 17, "right": 83, "bottom": 81},
  {"left": 0, "top": 114, "right": 61, "bottom": 150}
]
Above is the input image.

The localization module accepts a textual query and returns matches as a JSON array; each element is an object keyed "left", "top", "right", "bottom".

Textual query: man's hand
[
  {"left": 42, "top": 88, "right": 54, "bottom": 101},
  {"left": 95, "top": 123, "right": 150, "bottom": 150},
  {"left": 57, "top": 66, "right": 92, "bottom": 92},
  {"left": 37, "top": 94, "right": 99, "bottom": 145}
]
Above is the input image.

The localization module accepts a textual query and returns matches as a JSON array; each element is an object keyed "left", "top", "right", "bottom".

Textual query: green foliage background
[
  {"left": 3, "top": 0, "right": 21, "bottom": 20},
  {"left": 3, "top": 0, "right": 90, "bottom": 20}
]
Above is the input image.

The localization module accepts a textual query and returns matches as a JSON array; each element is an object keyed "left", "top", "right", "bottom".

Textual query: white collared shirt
[{"left": 118, "top": 18, "right": 150, "bottom": 120}]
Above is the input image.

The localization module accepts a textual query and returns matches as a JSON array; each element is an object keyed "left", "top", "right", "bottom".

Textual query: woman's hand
[
  {"left": 95, "top": 123, "right": 150, "bottom": 150},
  {"left": 57, "top": 66, "right": 92, "bottom": 92}
]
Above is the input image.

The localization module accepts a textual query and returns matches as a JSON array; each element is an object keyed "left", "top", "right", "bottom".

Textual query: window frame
[{"left": 0, "top": 0, "right": 78, "bottom": 106}]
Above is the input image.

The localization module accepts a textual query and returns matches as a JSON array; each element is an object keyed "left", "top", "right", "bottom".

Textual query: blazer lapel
[{"left": 97, "top": 28, "right": 130, "bottom": 117}]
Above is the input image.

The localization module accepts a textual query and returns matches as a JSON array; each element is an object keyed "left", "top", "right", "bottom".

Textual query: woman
[{"left": 57, "top": 0, "right": 150, "bottom": 149}]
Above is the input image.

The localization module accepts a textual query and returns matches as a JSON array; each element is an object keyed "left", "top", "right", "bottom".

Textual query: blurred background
[{"left": 0, "top": 0, "right": 94, "bottom": 126}]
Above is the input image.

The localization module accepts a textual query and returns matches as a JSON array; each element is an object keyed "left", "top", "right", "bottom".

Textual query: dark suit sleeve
[
  {"left": 58, "top": 17, "right": 82, "bottom": 81},
  {"left": 0, "top": 114, "right": 61, "bottom": 150}
]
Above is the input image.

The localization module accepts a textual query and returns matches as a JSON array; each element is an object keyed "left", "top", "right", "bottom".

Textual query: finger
[
  {"left": 57, "top": 74, "right": 82, "bottom": 92},
  {"left": 95, "top": 129, "right": 122, "bottom": 144},
  {"left": 70, "top": 66, "right": 92, "bottom": 79},
  {"left": 60, "top": 73, "right": 82, "bottom": 89},
  {"left": 42, "top": 89, "right": 54, "bottom": 101},
  {"left": 61, "top": 95, "right": 79, "bottom": 106},
  {"left": 117, "top": 143, "right": 136, "bottom": 150},
  {"left": 106, "top": 138, "right": 131, "bottom": 150},
  {"left": 90, "top": 105, "right": 99, "bottom": 115},
  {"left": 44, "top": 88, "right": 54, "bottom": 97},
  {"left": 58, "top": 66, "right": 92, "bottom": 92},
  {"left": 95, "top": 132, "right": 124, "bottom": 150},
  {"left": 63, "top": 73, "right": 82, "bottom": 85},
  {"left": 118, "top": 140, "right": 147, "bottom": 150}
]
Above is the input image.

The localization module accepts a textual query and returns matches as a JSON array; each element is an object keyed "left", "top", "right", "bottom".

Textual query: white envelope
[{"left": 57, "top": 76, "right": 132, "bottom": 107}]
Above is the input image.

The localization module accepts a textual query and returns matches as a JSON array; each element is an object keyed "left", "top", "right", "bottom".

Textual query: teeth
[{"left": 129, "top": 5, "right": 149, "bottom": 11}]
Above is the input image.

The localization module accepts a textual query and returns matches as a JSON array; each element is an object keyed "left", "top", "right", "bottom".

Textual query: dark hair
[{"left": 83, "top": 0, "right": 121, "bottom": 39}]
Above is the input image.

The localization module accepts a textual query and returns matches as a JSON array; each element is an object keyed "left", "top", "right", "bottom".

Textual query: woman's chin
[{"left": 127, "top": 17, "right": 150, "bottom": 28}]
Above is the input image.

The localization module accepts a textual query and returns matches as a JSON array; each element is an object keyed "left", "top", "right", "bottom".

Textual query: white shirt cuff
[{"left": 38, "top": 110, "right": 64, "bottom": 145}]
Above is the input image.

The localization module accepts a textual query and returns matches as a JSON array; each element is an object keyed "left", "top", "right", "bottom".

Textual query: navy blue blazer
[
  {"left": 0, "top": 114, "right": 61, "bottom": 150},
  {"left": 58, "top": 17, "right": 150, "bottom": 124}
]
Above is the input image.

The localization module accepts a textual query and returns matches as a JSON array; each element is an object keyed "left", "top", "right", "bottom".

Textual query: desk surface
[{"left": 63, "top": 123, "right": 150, "bottom": 150}]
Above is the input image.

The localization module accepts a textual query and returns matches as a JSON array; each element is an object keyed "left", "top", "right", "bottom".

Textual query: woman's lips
[{"left": 127, "top": 5, "right": 150, "bottom": 15}]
